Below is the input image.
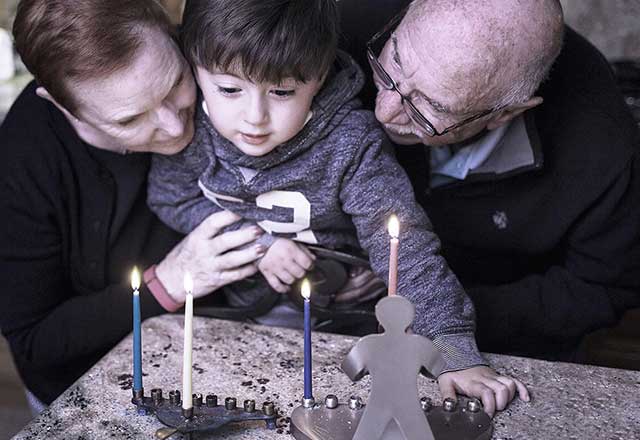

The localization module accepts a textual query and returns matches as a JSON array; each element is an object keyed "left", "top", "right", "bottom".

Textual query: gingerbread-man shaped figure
[{"left": 341, "top": 296, "right": 446, "bottom": 440}]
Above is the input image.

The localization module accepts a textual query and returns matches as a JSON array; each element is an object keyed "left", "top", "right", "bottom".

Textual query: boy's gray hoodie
[{"left": 148, "top": 51, "right": 486, "bottom": 372}]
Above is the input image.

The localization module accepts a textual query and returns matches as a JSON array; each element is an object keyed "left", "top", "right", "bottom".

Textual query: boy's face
[{"left": 196, "top": 66, "right": 324, "bottom": 156}]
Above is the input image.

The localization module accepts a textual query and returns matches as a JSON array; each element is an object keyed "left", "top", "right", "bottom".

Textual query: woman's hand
[
  {"left": 438, "top": 366, "right": 530, "bottom": 417},
  {"left": 155, "top": 211, "right": 265, "bottom": 302}
]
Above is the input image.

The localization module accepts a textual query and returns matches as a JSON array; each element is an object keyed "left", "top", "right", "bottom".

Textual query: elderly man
[{"left": 340, "top": 0, "right": 640, "bottom": 371}]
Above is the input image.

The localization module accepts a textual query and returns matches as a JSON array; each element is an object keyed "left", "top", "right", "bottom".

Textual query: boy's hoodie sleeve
[
  {"left": 147, "top": 139, "right": 275, "bottom": 248},
  {"left": 338, "top": 118, "right": 486, "bottom": 372},
  {"left": 147, "top": 139, "right": 220, "bottom": 234}
]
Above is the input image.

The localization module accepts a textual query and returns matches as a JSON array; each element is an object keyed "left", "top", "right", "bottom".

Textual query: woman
[{"left": 0, "top": 0, "right": 264, "bottom": 408}]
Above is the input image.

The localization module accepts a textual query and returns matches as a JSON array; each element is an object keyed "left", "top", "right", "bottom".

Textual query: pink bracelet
[{"left": 143, "top": 265, "right": 182, "bottom": 312}]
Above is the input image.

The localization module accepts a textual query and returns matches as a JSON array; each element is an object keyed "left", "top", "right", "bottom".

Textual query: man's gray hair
[
  {"left": 408, "top": 0, "right": 565, "bottom": 109},
  {"left": 496, "top": 17, "right": 565, "bottom": 107}
]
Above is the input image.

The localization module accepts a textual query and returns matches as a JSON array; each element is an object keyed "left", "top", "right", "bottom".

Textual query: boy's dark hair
[{"left": 181, "top": 0, "right": 339, "bottom": 83}]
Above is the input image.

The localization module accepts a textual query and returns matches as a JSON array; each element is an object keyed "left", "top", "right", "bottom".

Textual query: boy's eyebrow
[
  {"left": 210, "top": 70, "right": 299, "bottom": 88},
  {"left": 214, "top": 71, "right": 243, "bottom": 79},
  {"left": 391, "top": 35, "right": 454, "bottom": 115}
]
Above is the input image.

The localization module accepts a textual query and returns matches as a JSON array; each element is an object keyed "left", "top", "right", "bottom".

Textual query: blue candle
[
  {"left": 131, "top": 268, "right": 143, "bottom": 392},
  {"left": 301, "top": 280, "right": 313, "bottom": 400}
]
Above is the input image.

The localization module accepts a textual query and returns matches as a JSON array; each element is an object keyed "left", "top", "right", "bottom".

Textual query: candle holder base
[
  {"left": 290, "top": 395, "right": 492, "bottom": 440},
  {"left": 131, "top": 389, "right": 277, "bottom": 439}
]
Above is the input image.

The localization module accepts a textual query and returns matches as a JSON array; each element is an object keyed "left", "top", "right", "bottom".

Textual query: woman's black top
[{"left": 0, "top": 82, "right": 182, "bottom": 404}]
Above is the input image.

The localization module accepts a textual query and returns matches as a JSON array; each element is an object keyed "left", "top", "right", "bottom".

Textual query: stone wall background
[
  {"left": 561, "top": 0, "right": 640, "bottom": 60},
  {"left": 0, "top": 0, "right": 18, "bottom": 30}
]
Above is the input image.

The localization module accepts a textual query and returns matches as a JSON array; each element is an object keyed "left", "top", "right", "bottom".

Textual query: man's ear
[
  {"left": 35, "top": 86, "right": 78, "bottom": 121},
  {"left": 486, "top": 96, "right": 543, "bottom": 130}
]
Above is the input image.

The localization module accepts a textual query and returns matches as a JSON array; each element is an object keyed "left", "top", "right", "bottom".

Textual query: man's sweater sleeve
[
  {"left": 469, "top": 152, "right": 640, "bottom": 354},
  {"left": 147, "top": 139, "right": 223, "bottom": 234},
  {"left": 339, "top": 120, "right": 486, "bottom": 372}
]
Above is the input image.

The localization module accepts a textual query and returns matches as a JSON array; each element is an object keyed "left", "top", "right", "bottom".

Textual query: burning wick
[
  {"left": 131, "top": 267, "right": 143, "bottom": 395},
  {"left": 388, "top": 215, "right": 399, "bottom": 295}
]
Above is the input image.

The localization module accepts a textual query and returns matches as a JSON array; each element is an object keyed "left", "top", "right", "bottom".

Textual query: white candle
[
  {"left": 182, "top": 272, "right": 194, "bottom": 411},
  {"left": 388, "top": 215, "right": 400, "bottom": 295}
]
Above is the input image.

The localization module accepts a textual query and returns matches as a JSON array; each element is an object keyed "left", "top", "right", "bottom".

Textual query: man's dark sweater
[
  {"left": 340, "top": 1, "right": 640, "bottom": 360},
  {"left": 0, "top": 83, "right": 183, "bottom": 404},
  {"left": 433, "top": 28, "right": 640, "bottom": 359}
]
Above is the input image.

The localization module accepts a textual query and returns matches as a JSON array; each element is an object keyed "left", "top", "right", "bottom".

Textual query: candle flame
[
  {"left": 183, "top": 272, "right": 193, "bottom": 294},
  {"left": 388, "top": 215, "right": 399, "bottom": 239},
  {"left": 300, "top": 279, "right": 311, "bottom": 300},
  {"left": 131, "top": 267, "right": 141, "bottom": 291}
]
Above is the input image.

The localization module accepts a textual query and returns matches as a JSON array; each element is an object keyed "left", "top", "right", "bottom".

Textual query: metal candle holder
[
  {"left": 131, "top": 388, "right": 277, "bottom": 439},
  {"left": 291, "top": 394, "right": 492, "bottom": 440},
  {"left": 291, "top": 295, "right": 494, "bottom": 440}
]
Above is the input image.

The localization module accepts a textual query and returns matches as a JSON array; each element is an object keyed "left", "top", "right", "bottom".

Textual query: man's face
[
  {"left": 71, "top": 28, "right": 197, "bottom": 155},
  {"left": 196, "top": 66, "right": 323, "bottom": 157},
  {"left": 372, "top": 16, "right": 492, "bottom": 147}
]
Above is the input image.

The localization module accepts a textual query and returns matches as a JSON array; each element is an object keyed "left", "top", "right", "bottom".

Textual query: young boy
[{"left": 148, "top": 0, "right": 484, "bottom": 373}]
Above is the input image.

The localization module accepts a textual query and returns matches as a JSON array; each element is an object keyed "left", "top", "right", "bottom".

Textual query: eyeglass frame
[{"left": 366, "top": 6, "right": 506, "bottom": 137}]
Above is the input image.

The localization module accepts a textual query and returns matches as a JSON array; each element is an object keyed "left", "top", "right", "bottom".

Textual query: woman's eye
[
  {"left": 218, "top": 86, "right": 241, "bottom": 95},
  {"left": 272, "top": 89, "right": 295, "bottom": 97},
  {"left": 118, "top": 116, "right": 140, "bottom": 127},
  {"left": 175, "top": 71, "right": 184, "bottom": 87}
]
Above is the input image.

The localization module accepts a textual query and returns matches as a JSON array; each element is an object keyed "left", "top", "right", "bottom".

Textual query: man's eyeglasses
[{"left": 366, "top": 7, "right": 503, "bottom": 137}]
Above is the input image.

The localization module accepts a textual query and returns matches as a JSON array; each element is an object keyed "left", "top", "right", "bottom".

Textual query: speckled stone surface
[{"left": 13, "top": 315, "right": 640, "bottom": 439}]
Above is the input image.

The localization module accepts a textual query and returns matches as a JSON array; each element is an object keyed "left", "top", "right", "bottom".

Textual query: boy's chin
[{"left": 233, "top": 142, "right": 277, "bottom": 157}]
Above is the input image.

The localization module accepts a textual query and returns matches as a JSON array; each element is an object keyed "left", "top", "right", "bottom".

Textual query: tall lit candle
[
  {"left": 301, "top": 279, "right": 313, "bottom": 403},
  {"left": 182, "top": 272, "right": 194, "bottom": 417},
  {"left": 131, "top": 267, "right": 143, "bottom": 394},
  {"left": 388, "top": 215, "right": 400, "bottom": 295}
]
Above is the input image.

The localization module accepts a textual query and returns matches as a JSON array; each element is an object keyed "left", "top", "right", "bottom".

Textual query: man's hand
[
  {"left": 258, "top": 238, "right": 315, "bottom": 293},
  {"left": 437, "top": 366, "right": 530, "bottom": 417}
]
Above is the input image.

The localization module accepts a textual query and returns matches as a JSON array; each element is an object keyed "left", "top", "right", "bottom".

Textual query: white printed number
[{"left": 256, "top": 191, "right": 318, "bottom": 244}]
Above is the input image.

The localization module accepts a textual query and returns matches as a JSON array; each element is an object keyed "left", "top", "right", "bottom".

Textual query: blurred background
[
  {"left": 1, "top": 0, "right": 639, "bottom": 123},
  {"left": 0, "top": 0, "right": 638, "bottom": 438}
]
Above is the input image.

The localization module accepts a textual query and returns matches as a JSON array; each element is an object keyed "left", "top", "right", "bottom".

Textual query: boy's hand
[
  {"left": 258, "top": 238, "right": 315, "bottom": 293},
  {"left": 437, "top": 366, "right": 530, "bottom": 417}
]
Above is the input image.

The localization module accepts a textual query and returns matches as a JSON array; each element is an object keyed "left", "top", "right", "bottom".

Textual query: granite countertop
[{"left": 13, "top": 315, "right": 640, "bottom": 439}]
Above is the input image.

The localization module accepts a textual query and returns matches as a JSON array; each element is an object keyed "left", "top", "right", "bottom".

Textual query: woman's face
[{"left": 69, "top": 28, "right": 197, "bottom": 155}]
